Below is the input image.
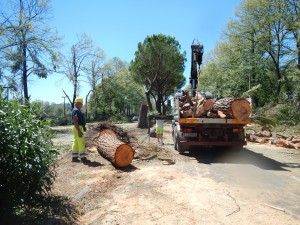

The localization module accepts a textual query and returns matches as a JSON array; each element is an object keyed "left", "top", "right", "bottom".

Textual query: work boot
[
  {"left": 72, "top": 157, "right": 80, "bottom": 163},
  {"left": 81, "top": 157, "right": 90, "bottom": 164}
]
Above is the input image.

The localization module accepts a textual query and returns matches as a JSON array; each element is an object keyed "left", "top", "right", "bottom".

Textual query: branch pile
[
  {"left": 178, "top": 90, "right": 252, "bottom": 121},
  {"left": 246, "top": 130, "right": 300, "bottom": 150}
]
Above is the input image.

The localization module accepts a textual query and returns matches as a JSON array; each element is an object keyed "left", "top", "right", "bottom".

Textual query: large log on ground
[
  {"left": 93, "top": 130, "right": 134, "bottom": 167},
  {"left": 212, "top": 97, "right": 251, "bottom": 120}
]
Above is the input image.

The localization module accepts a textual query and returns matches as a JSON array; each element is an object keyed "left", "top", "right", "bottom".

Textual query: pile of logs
[
  {"left": 178, "top": 90, "right": 252, "bottom": 121},
  {"left": 246, "top": 130, "right": 300, "bottom": 150}
]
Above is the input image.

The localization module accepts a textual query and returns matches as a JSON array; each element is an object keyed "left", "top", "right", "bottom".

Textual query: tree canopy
[
  {"left": 0, "top": 0, "right": 61, "bottom": 102},
  {"left": 129, "top": 34, "right": 186, "bottom": 114},
  {"left": 200, "top": 0, "right": 300, "bottom": 107},
  {"left": 89, "top": 58, "right": 146, "bottom": 121}
]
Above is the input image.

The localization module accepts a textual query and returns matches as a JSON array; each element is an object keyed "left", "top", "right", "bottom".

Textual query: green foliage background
[
  {"left": 199, "top": 0, "right": 300, "bottom": 109},
  {"left": 0, "top": 96, "right": 59, "bottom": 217}
]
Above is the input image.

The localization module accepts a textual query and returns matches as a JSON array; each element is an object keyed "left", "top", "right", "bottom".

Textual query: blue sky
[{"left": 29, "top": 0, "right": 242, "bottom": 104}]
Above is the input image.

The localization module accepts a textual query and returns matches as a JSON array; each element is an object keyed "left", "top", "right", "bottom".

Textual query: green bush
[
  {"left": 273, "top": 103, "right": 300, "bottom": 126},
  {"left": 252, "top": 102, "right": 300, "bottom": 135},
  {"left": 0, "top": 98, "right": 59, "bottom": 217}
]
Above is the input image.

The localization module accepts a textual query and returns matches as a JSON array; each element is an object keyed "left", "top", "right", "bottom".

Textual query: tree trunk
[
  {"left": 212, "top": 97, "right": 251, "bottom": 121},
  {"left": 145, "top": 91, "right": 153, "bottom": 111},
  {"left": 22, "top": 42, "right": 29, "bottom": 101},
  {"left": 137, "top": 104, "right": 148, "bottom": 129},
  {"left": 93, "top": 130, "right": 134, "bottom": 167}
]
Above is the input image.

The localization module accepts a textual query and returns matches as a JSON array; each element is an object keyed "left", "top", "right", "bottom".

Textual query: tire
[
  {"left": 176, "top": 141, "right": 185, "bottom": 154},
  {"left": 172, "top": 129, "right": 178, "bottom": 150},
  {"left": 174, "top": 132, "right": 185, "bottom": 153}
]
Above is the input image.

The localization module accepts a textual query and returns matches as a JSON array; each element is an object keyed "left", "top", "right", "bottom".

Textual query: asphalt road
[
  {"left": 185, "top": 144, "right": 300, "bottom": 216},
  {"left": 147, "top": 123, "right": 300, "bottom": 223}
]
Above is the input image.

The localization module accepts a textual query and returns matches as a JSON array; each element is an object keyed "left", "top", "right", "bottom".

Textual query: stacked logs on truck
[
  {"left": 245, "top": 130, "right": 300, "bottom": 150},
  {"left": 178, "top": 90, "right": 252, "bottom": 121}
]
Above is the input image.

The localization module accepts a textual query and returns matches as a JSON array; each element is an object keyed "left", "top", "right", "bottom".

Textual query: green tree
[
  {"left": 90, "top": 58, "right": 145, "bottom": 121},
  {"left": 233, "top": 0, "right": 298, "bottom": 100},
  {"left": 202, "top": 0, "right": 299, "bottom": 107},
  {"left": 130, "top": 34, "right": 186, "bottom": 114},
  {"left": 285, "top": 0, "right": 300, "bottom": 70},
  {"left": 0, "top": 0, "right": 61, "bottom": 102}
]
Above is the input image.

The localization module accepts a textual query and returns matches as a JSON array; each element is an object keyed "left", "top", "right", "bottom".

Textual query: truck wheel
[
  {"left": 173, "top": 129, "right": 184, "bottom": 153},
  {"left": 175, "top": 136, "right": 185, "bottom": 154},
  {"left": 172, "top": 128, "right": 177, "bottom": 150}
]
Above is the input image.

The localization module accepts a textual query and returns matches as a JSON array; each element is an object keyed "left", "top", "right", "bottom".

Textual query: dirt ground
[{"left": 51, "top": 122, "right": 300, "bottom": 225}]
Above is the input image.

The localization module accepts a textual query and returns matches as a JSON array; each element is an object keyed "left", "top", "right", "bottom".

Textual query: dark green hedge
[{"left": 0, "top": 98, "right": 59, "bottom": 217}]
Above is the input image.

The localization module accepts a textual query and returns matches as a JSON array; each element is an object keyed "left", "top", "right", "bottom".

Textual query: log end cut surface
[
  {"left": 114, "top": 144, "right": 134, "bottom": 167},
  {"left": 231, "top": 99, "right": 252, "bottom": 121}
]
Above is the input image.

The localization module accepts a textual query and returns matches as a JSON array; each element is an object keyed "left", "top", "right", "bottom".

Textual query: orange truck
[
  {"left": 172, "top": 109, "right": 250, "bottom": 153},
  {"left": 172, "top": 41, "right": 251, "bottom": 153}
]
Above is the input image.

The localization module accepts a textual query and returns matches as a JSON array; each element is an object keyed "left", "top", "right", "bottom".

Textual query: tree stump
[
  {"left": 93, "top": 129, "right": 134, "bottom": 167},
  {"left": 137, "top": 104, "right": 148, "bottom": 129}
]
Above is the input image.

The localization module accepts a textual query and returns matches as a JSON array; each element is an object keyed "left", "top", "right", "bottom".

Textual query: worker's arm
[{"left": 73, "top": 115, "right": 83, "bottom": 137}]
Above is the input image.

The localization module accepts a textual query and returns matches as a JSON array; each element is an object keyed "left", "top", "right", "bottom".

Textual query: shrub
[{"left": 0, "top": 98, "right": 59, "bottom": 218}]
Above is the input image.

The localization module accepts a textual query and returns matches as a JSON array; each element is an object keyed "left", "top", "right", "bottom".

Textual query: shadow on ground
[
  {"left": 183, "top": 147, "right": 291, "bottom": 171},
  {"left": 0, "top": 195, "right": 80, "bottom": 225}
]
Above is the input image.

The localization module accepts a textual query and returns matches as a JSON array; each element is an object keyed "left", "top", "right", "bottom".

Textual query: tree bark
[
  {"left": 178, "top": 92, "right": 251, "bottom": 120},
  {"left": 137, "top": 104, "right": 148, "bottom": 129},
  {"left": 93, "top": 130, "right": 134, "bottom": 167},
  {"left": 145, "top": 91, "right": 153, "bottom": 111},
  {"left": 212, "top": 97, "right": 251, "bottom": 121},
  {"left": 194, "top": 99, "right": 214, "bottom": 117}
]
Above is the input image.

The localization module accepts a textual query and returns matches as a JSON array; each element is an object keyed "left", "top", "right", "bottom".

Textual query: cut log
[
  {"left": 212, "top": 97, "right": 251, "bottom": 120},
  {"left": 182, "top": 103, "right": 191, "bottom": 110},
  {"left": 181, "top": 109, "right": 193, "bottom": 118},
  {"left": 291, "top": 138, "right": 300, "bottom": 143},
  {"left": 93, "top": 131, "right": 134, "bottom": 167},
  {"left": 217, "top": 110, "right": 227, "bottom": 118},
  {"left": 194, "top": 99, "right": 214, "bottom": 117},
  {"left": 183, "top": 90, "right": 193, "bottom": 106},
  {"left": 248, "top": 134, "right": 266, "bottom": 144},
  {"left": 261, "top": 130, "right": 272, "bottom": 138}
]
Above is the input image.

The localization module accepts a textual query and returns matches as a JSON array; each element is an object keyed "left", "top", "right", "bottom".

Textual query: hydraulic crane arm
[{"left": 190, "top": 40, "right": 204, "bottom": 96}]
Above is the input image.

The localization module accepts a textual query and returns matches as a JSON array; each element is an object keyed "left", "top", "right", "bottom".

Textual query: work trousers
[{"left": 72, "top": 125, "right": 85, "bottom": 158}]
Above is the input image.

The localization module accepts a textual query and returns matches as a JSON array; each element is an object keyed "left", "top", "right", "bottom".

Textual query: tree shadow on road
[{"left": 185, "top": 147, "right": 291, "bottom": 171}]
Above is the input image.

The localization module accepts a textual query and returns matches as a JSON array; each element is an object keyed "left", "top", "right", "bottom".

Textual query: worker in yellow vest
[{"left": 71, "top": 97, "right": 88, "bottom": 163}]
